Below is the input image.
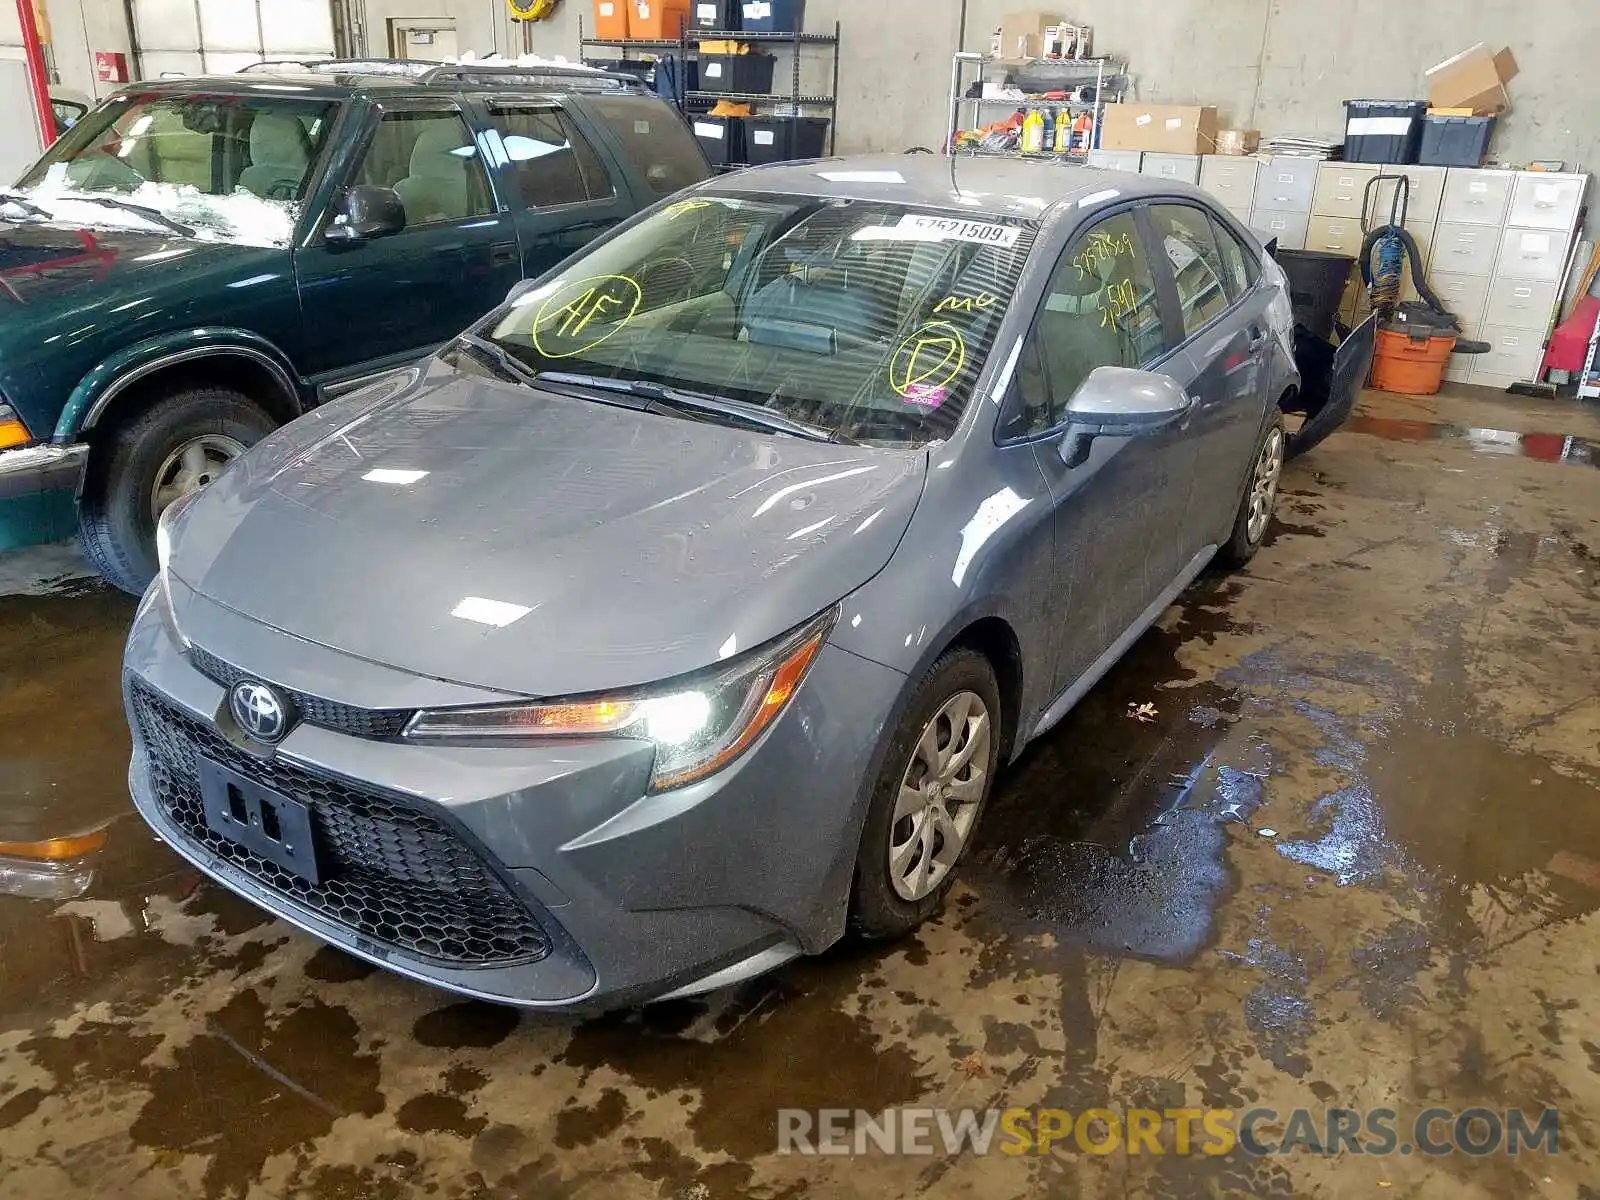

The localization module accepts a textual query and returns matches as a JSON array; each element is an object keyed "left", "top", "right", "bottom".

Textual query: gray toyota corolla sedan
[{"left": 124, "top": 155, "right": 1321, "bottom": 1010}]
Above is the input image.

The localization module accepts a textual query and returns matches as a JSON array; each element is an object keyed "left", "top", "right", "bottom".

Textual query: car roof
[
  {"left": 701, "top": 153, "right": 1193, "bottom": 221},
  {"left": 120, "top": 58, "right": 639, "bottom": 102}
]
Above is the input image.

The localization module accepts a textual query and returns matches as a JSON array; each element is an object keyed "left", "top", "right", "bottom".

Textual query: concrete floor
[{"left": 0, "top": 385, "right": 1597, "bottom": 1199}]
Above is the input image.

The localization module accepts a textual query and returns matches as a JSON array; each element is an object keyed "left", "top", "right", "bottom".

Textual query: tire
[
  {"left": 78, "top": 387, "right": 277, "bottom": 595},
  {"left": 1218, "top": 414, "right": 1287, "bottom": 569},
  {"left": 849, "top": 648, "right": 1002, "bottom": 940}
]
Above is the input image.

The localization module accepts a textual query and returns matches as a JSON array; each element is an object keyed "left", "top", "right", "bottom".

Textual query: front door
[
  {"left": 1146, "top": 203, "right": 1274, "bottom": 547},
  {"left": 293, "top": 100, "right": 523, "bottom": 386},
  {"left": 474, "top": 99, "right": 635, "bottom": 282},
  {"left": 999, "top": 207, "right": 1200, "bottom": 698}
]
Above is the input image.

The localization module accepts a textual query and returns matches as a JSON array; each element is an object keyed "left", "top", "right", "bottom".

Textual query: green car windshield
[
  {"left": 15, "top": 93, "right": 337, "bottom": 246},
  {"left": 485, "top": 195, "right": 1036, "bottom": 446}
]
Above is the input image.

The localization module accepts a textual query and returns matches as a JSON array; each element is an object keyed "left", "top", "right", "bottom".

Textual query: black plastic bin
[
  {"left": 1417, "top": 115, "right": 1495, "bottom": 167},
  {"left": 691, "top": 0, "right": 740, "bottom": 30},
  {"left": 1343, "top": 99, "right": 1427, "bottom": 164},
  {"left": 1276, "top": 248, "right": 1355, "bottom": 341},
  {"left": 698, "top": 50, "right": 775, "bottom": 94},
  {"left": 746, "top": 116, "right": 830, "bottom": 163},
  {"left": 691, "top": 115, "right": 745, "bottom": 166},
  {"left": 740, "top": 0, "right": 805, "bottom": 33}
]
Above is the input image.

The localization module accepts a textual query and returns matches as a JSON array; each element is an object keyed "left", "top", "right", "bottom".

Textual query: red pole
[{"left": 17, "top": 0, "right": 57, "bottom": 147}]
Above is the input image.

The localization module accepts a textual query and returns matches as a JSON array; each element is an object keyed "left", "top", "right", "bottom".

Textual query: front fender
[{"left": 53, "top": 328, "right": 306, "bottom": 443}]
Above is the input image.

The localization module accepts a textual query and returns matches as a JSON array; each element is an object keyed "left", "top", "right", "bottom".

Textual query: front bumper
[
  {"left": 0, "top": 442, "right": 88, "bottom": 501},
  {"left": 122, "top": 583, "right": 907, "bottom": 1010}
]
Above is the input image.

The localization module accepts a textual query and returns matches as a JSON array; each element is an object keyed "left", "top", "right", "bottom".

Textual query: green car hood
[{"left": 0, "top": 220, "right": 299, "bottom": 439}]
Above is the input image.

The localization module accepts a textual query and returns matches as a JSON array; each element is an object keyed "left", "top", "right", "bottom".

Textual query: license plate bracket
[{"left": 199, "top": 758, "right": 322, "bottom": 885}]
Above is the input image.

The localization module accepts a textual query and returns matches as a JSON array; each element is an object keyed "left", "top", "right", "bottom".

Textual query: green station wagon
[{"left": 0, "top": 59, "right": 709, "bottom": 591}]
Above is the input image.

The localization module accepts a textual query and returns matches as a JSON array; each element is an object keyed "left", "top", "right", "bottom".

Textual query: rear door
[
  {"left": 473, "top": 97, "right": 636, "bottom": 282},
  {"left": 293, "top": 97, "right": 523, "bottom": 385},
  {"left": 1146, "top": 202, "right": 1275, "bottom": 550},
  {"left": 998, "top": 206, "right": 1200, "bottom": 698}
]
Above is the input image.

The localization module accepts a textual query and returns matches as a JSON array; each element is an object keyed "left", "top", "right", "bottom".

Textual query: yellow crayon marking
[{"left": 532, "top": 275, "right": 644, "bottom": 359}]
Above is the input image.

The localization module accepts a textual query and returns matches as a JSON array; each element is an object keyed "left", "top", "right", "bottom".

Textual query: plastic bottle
[
  {"left": 1021, "top": 109, "right": 1045, "bottom": 154},
  {"left": 1054, "top": 111, "right": 1072, "bottom": 154},
  {"left": 1042, "top": 108, "right": 1057, "bottom": 154}
]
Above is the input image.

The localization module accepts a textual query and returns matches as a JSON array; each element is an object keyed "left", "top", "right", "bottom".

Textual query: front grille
[
  {"left": 131, "top": 681, "right": 550, "bottom": 967},
  {"left": 188, "top": 646, "right": 416, "bottom": 741}
]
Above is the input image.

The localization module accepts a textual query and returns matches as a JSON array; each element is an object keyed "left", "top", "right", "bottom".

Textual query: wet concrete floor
[{"left": 1, "top": 385, "right": 1598, "bottom": 1198}]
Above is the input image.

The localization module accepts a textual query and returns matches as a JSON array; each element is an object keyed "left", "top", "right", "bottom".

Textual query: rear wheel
[
  {"left": 78, "top": 387, "right": 276, "bottom": 595},
  {"left": 1219, "top": 415, "right": 1286, "bottom": 568},
  {"left": 849, "top": 649, "right": 1001, "bottom": 939}
]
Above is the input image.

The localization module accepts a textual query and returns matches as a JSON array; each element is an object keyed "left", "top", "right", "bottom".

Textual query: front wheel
[
  {"left": 1218, "top": 415, "right": 1286, "bottom": 568},
  {"left": 78, "top": 387, "right": 276, "bottom": 595},
  {"left": 849, "top": 649, "right": 1002, "bottom": 940}
]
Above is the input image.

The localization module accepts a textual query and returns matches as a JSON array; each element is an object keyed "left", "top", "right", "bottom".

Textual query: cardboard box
[
  {"left": 998, "top": 10, "right": 1062, "bottom": 61},
  {"left": 1426, "top": 44, "right": 1518, "bottom": 115},
  {"left": 1215, "top": 128, "right": 1260, "bottom": 155},
  {"left": 1099, "top": 104, "right": 1220, "bottom": 154}
]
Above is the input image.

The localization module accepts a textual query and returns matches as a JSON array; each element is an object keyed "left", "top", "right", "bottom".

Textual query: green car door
[
  {"left": 293, "top": 96, "right": 524, "bottom": 388},
  {"left": 468, "top": 95, "right": 638, "bottom": 282}
]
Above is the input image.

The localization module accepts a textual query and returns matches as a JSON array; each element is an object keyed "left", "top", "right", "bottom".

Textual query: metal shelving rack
[
  {"left": 684, "top": 24, "right": 841, "bottom": 169},
  {"left": 946, "top": 51, "right": 1126, "bottom": 164},
  {"left": 577, "top": 20, "right": 840, "bottom": 148},
  {"left": 1580, "top": 316, "right": 1600, "bottom": 399}
]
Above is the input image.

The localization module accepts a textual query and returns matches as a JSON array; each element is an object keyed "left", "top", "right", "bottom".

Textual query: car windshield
[
  {"left": 13, "top": 93, "right": 338, "bottom": 248},
  {"left": 483, "top": 194, "right": 1035, "bottom": 446}
]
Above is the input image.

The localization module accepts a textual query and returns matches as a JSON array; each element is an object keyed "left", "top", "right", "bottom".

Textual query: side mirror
[
  {"left": 325, "top": 185, "right": 406, "bottom": 243},
  {"left": 505, "top": 278, "right": 541, "bottom": 307},
  {"left": 1058, "top": 365, "right": 1192, "bottom": 467}
]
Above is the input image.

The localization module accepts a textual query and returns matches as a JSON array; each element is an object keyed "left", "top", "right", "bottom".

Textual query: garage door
[{"left": 133, "top": 0, "right": 336, "bottom": 78}]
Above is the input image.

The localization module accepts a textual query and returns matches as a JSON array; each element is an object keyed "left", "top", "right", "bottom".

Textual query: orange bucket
[
  {"left": 628, "top": 0, "right": 690, "bottom": 38},
  {"left": 1370, "top": 326, "right": 1457, "bottom": 396},
  {"left": 592, "top": 0, "right": 629, "bottom": 40}
]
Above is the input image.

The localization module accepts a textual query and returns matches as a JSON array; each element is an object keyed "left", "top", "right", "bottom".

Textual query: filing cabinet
[
  {"left": 1429, "top": 272, "right": 1492, "bottom": 334},
  {"left": 1439, "top": 169, "right": 1515, "bottom": 226},
  {"left": 1483, "top": 278, "right": 1558, "bottom": 330},
  {"left": 1312, "top": 164, "right": 1379, "bottom": 220},
  {"left": 1250, "top": 209, "right": 1309, "bottom": 251},
  {"left": 1431, "top": 222, "right": 1500, "bottom": 277},
  {"left": 1199, "top": 156, "right": 1260, "bottom": 212},
  {"left": 1473, "top": 325, "right": 1546, "bottom": 389},
  {"left": 1506, "top": 172, "right": 1586, "bottom": 231},
  {"left": 1254, "top": 156, "right": 1319, "bottom": 212},
  {"left": 1364, "top": 166, "right": 1446, "bottom": 226},
  {"left": 1141, "top": 153, "right": 1201, "bottom": 184},
  {"left": 1306, "top": 214, "right": 1364, "bottom": 256},
  {"left": 1495, "top": 226, "right": 1571, "bottom": 282},
  {"left": 1088, "top": 149, "right": 1142, "bottom": 172}
]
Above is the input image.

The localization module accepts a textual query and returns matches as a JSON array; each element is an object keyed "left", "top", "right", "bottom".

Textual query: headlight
[
  {"left": 403, "top": 608, "right": 838, "bottom": 791},
  {"left": 154, "top": 489, "right": 201, "bottom": 648}
]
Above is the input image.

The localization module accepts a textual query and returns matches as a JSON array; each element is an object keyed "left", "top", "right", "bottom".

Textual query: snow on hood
[{"left": 18, "top": 178, "right": 300, "bottom": 248}]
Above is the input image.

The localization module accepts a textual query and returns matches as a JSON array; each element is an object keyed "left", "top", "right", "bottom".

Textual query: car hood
[
  {"left": 171, "top": 364, "right": 928, "bottom": 698},
  {"left": 0, "top": 221, "right": 276, "bottom": 313}
]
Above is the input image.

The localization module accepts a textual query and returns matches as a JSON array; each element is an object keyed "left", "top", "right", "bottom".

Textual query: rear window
[{"left": 588, "top": 96, "right": 710, "bottom": 198}]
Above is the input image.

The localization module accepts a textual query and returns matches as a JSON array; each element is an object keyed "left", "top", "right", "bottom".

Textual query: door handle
[{"left": 490, "top": 241, "right": 519, "bottom": 267}]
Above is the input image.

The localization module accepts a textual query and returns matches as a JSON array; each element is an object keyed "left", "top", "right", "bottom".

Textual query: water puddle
[{"left": 1344, "top": 413, "right": 1598, "bottom": 468}]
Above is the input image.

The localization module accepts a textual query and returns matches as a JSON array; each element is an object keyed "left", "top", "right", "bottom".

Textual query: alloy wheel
[
  {"left": 150, "top": 434, "right": 246, "bottom": 523},
  {"left": 1246, "top": 427, "right": 1285, "bottom": 544},
  {"left": 888, "top": 690, "right": 991, "bottom": 902}
]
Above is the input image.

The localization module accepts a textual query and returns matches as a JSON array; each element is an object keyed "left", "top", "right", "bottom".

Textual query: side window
[
  {"left": 1209, "top": 215, "right": 1259, "bottom": 300},
  {"left": 1004, "top": 210, "right": 1165, "bottom": 438},
  {"left": 354, "top": 110, "right": 493, "bottom": 227},
  {"left": 588, "top": 96, "right": 710, "bottom": 197},
  {"left": 487, "top": 105, "right": 615, "bottom": 208},
  {"left": 1150, "top": 204, "right": 1232, "bottom": 337}
]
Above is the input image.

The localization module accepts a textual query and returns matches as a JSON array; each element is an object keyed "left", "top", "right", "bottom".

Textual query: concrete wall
[
  {"left": 2, "top": 0, "right": 1593, "bottom": 172},
  {"left": 516, "top": 0, "right": 1593, "bottom": 172}
]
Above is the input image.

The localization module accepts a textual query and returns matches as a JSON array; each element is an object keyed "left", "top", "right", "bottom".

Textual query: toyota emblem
[{"left": 230, "top": 681, "right": 291, "bottom": 744}]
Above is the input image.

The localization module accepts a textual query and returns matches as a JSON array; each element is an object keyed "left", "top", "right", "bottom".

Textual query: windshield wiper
[
  {"left": 65, "top": 195, "right": 197, "bottom": 238},
  {"left": 0, "top": 191, "right": 51, "bottom": 219},
  {"left": 458, "top": 333, "right": 543, "bottom": 388},
  {"left": 535, "top": 371, "right": 839, "bottom": 443}
]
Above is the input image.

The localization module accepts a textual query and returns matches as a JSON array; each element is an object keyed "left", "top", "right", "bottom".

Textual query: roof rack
[
  {"left": 240, "top": 58, "right": 429, "bottom": 76},
  {"left": 236, "top": 56, "right": 641, "bottom": 92}
]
